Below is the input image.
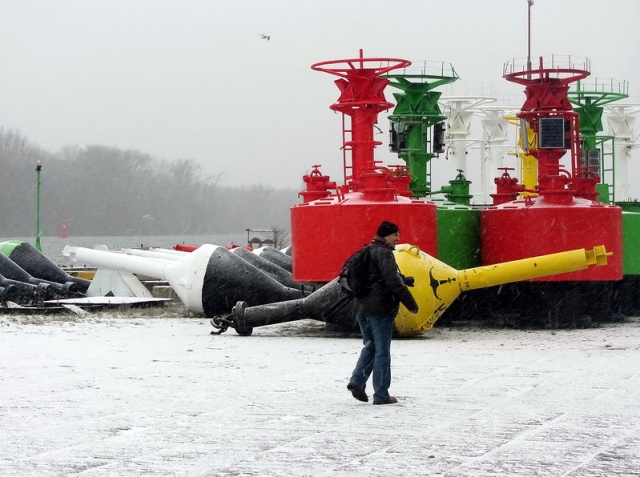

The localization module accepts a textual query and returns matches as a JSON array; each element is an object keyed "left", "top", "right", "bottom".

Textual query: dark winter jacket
[{"left": 353, "top": 237, "right": 419, "bottom": 317}]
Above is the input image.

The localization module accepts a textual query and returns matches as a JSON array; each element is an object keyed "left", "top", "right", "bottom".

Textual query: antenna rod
[{"left": 527, "top": 0, "right": 534, "bottom": 71}]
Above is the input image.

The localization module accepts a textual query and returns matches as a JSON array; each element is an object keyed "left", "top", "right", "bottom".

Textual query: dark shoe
[
  {"left": 373, "top": 396, "right": 397, "bottom": 405},
  {"left": 347, "top": 383, "right": 368, "bottom": 402}
]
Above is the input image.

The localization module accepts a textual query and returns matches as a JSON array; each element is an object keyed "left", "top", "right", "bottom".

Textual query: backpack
[{"left": 339, "top": 245, "right": 374, "bottom": 298}]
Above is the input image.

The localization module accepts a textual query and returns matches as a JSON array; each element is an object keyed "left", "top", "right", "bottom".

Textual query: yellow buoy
[{"left": 393, "top": 244, "right": 611, "bottom": 337}]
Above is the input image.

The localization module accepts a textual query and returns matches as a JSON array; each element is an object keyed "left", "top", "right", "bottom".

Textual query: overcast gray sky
[{"left": 2, "top": 0, "right": 639, "bottom": 189}]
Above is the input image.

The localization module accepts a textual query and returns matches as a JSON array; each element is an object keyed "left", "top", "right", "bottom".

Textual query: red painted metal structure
[
  {"left": 490, "top": 168, "right": 529, "bottom": 205},
  {"left": 310, "top": 51, "right": 410, "bottom": 189},
  {"left": 481, "top": 56, "right": 622, "bottom": 281},
  {"left": 292, "top": 51, "right": 437, "bottom": 282},
  {"left": 299, "top": 165, "right": 337, "bottom": 203}
]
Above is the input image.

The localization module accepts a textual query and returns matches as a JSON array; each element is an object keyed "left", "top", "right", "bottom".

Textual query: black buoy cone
[
  {"left": 212, "top": 279, "right": 356, "bottom": 336},
  {"left": 201, "top": 246, "right": 304, "bottom": 316},
  {"left": 63, "top": 244, "right": 306, "bottom": 317},
  {"left": 252, "top": 246, "right": 293, "bottom": 272},
  {"left": 0, "top": 240, "right": 90, "bottom": 293},
  {"left": 230, "top": 247, "right": 314, "bottom": 292},
  {"left": 0, "top": 273, "right": 41, "bottom": 304},
  {"left": 0, "top": 253, "right": 75, "bottom": 298}
]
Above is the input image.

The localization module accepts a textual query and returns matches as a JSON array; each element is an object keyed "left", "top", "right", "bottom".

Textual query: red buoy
[
  {"left": 482, "top": 56, "right": 623, "bottom": 281},
  {"left": 292, "top": 51, "right": 437, "bottom": 282}
]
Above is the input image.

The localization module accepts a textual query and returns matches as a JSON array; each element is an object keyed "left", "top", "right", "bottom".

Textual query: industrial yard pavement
[{"left": 1, "top": 308, "right": 639, "bottom": 476}]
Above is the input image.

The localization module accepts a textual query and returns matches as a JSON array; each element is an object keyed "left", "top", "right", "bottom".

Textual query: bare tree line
[{"left": 0, "top": 128, "right": 297, "bottom": 237}]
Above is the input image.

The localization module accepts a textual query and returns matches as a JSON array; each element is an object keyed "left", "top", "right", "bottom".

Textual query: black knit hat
[{"left": 377, "top": 221, "right": 399, "bottom": 237}]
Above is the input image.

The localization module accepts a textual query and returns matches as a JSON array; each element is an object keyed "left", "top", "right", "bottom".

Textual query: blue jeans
[{"left": 349, "top": 312, "right": 395, "bottom": 402}]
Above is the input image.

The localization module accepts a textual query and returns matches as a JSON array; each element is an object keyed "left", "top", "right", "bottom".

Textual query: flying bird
[{"left": 259, "top": 33, "right": 271, "bottom": 41}]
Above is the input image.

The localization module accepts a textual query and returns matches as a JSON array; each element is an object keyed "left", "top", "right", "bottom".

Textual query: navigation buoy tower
[{"left": 292, "top": 50, "right": 437, "bottom": 282}]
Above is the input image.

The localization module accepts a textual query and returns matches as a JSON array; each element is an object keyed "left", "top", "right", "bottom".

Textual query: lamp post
[{"left": 35, "top": 161, "right": 42, "bottom": 252}]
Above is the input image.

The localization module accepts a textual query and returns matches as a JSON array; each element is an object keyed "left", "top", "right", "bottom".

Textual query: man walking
[{"left": 347, "top": 221, "right": 419, "bottom": 405}]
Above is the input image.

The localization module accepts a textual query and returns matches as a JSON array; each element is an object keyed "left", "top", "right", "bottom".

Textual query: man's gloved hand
[
  {"left": 403, "top": 275, "right": 415, "bottom": 287},
  {"left": 409, "top": 304, "right": 419, "bottom": 314}
]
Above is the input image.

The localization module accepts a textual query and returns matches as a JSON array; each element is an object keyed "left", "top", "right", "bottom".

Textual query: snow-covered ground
[{"left": 1, "top": 305, "right": 639, "bottom": 476}]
